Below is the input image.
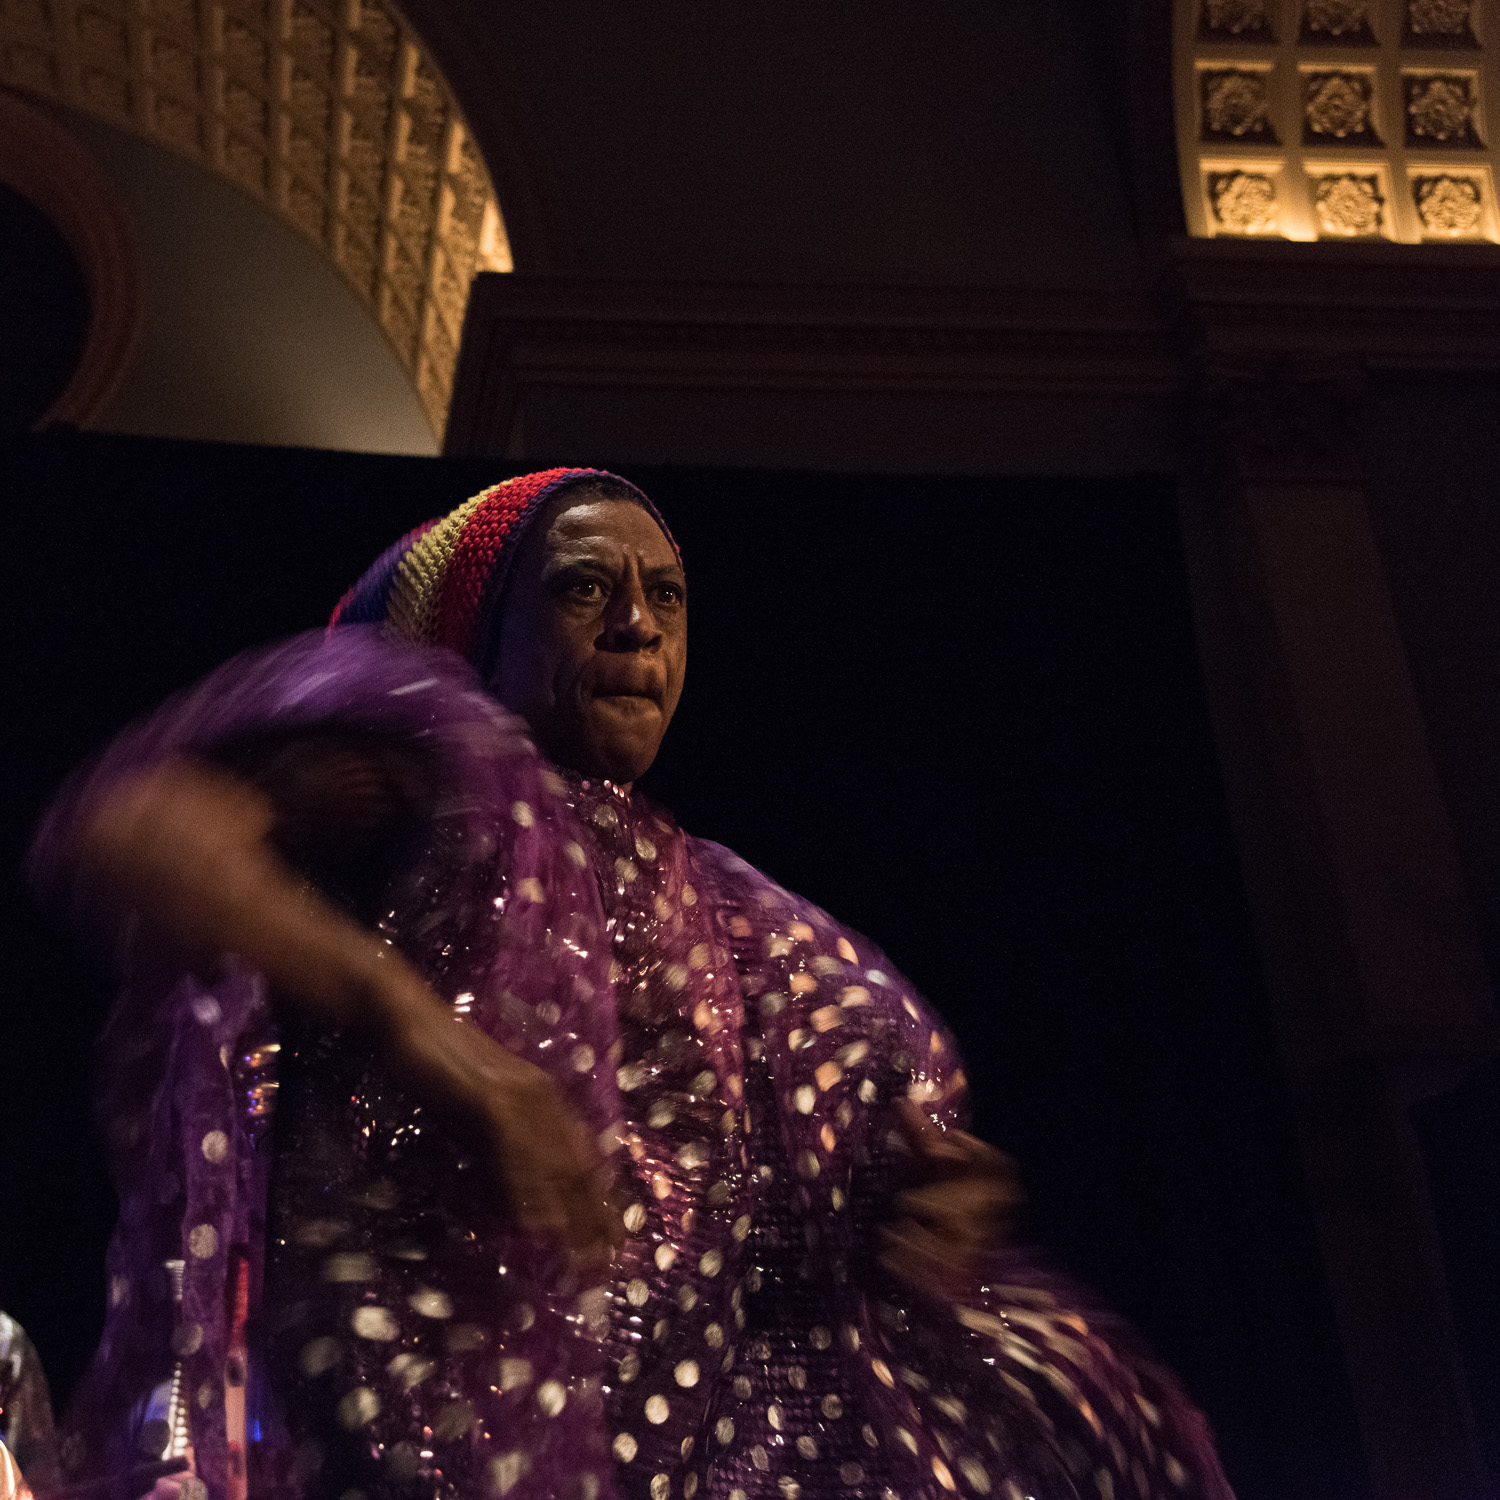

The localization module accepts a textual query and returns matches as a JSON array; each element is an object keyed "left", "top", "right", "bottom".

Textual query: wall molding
[{"left": 444, "top": 274, "right": 1183, "bottom": 457}]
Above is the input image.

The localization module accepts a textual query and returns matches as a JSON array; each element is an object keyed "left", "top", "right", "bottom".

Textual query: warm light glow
[{"left": 1174, "top": 0, "right": 1499, "bottom": 244}]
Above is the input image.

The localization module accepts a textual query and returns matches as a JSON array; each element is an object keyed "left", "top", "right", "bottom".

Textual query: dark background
[{"left": 2, "top": 429, "right": 1366, "bottom": 1498}]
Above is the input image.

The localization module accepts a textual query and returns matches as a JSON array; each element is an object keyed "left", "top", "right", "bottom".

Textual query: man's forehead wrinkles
[{"left": 543, "top": 539, "right": 681, "bottom": 573}]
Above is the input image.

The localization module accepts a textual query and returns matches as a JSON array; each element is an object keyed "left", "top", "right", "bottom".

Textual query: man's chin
[{"left": 575, "top": 708, "right": 664, "bottom": 782}]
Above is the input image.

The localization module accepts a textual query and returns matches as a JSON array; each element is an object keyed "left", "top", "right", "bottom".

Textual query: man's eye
[
  {"left": 568, "top": 578, "right": 604, "bottom": 600},
  {"left": 653, "top": 583, "right": 684, "bottom": 607}
]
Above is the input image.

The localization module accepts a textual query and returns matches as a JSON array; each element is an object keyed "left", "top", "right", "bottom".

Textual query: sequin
[
  {"left": 656, "top": 1245, "right": 678, "bottom": 1271},
  {"left": 715, "top": 1417, "right": 735, "bottom": 1444},
  {"left": 959, "top": 1458, "right": 992, "bottom": 1493},
  {"left": 698, "top": 1250, "right": 722, "bottom": 1276},
  {"left": 299, "top": 1337, "right": 339, "bottom": 1377},
  {"left": 797, "top": 1436, "right": 818, "bottom": 1459},
  {"left": 536, "top": 1380, "right": 566, "bottom": 1416},
  {"left": 408, "top": 1288, "right": 453, "bottom": 1319},
  {"left": 499, "top": 1358, "right": 532, "bottom": 1391},
  {"left": 188, "top": 1223, "right": 218, "bottom": 1259},
  {"left": 627, "top": 1279, "right": 650, "bottom": 1307},
  {"left": 434, "top": 1400, "right": 476, "bottom": 1441},
  {"left": 388, "top": 1353, "right": 435, "bottom": 1391},
  {"left": 351, "top": 1307, "right": 398, "bottom": 1341},
  {"left": 794, "top": 1086, "right": 816, "bottom": 1114},
  {"left": 488, "top": 1451, "right": 528, "bottom": 1495},
  {"left": 650, "top": 1477, "right": 669, "bottom": 1500},
  {"left": 337, "top": 1388, "right": 379, "bottom": 1429},
  {"left": 613, "top": 1433, "right": 638, "bottom": 1462},
  {"left": 624, "top": 1203, "right": 648, "bottom": 1232},
  {"left": 511, "top": 801, "right": 535, "bottom": 828},
  {"left": 645, "top": 1395, "right": 670, "bottom": 1424},
  {"left": 674, "top": 1359, "right": 699, "bottom": 1387},
  {"left": 201, "top": 1130, "right": 228, "bottom": 1163},
  {"left": 822, "top": 1393, "right": 843, "bottom": 1419}
]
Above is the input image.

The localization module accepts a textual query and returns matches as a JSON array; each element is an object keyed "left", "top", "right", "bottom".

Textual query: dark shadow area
[
  {"left": 2, "top": 429, "right": 1366, "bottom": 1499},
  {"left": 1414, "top": 1062, "right": 1500, "bottom": 1481},
  {"left": 0, "top": 183, "right": 89, "bottom": 433}
]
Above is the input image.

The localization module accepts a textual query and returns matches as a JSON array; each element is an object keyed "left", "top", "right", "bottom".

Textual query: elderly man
[{"left": 35, "top": 469, "right": 1232, "bottom": 1500}]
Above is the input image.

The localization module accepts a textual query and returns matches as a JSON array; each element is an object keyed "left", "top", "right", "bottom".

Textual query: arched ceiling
[{"left": 0, "top": 0, "right": 512, "bottom": 436}]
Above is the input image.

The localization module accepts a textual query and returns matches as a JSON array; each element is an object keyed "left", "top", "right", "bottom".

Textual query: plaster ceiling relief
[
  {"left": 1304, "top": 70, "right": 1379, "bottom": 142},
  {"left": 1407, "top": 0, "right": 1478, "bottom": 44},
  {"left": 0, "top": 0, "right": 513, "bottom": 437},
  {"left": 1201, "top": 68, "right": 1276, "bottom": 141},
  {"left": 1202, "top": 0, "right": 1273, "bottom": 41},
  {"left": 1176, "top": 0, "right": 1500, "bottom": 240},
  {"left": 1209, "top": 168, "right": 1280, "bottom": 232},
  {"left": 1312, "top": 170, "right": 1385, "bottom": 234},
  {"left": 1405, "top": 72, "right": 1481, "bottom": 145},
  {"left": 1413, "top": 170, "right": 1488, "bottom": 232},
  {"left": 1303, "top": 0, "right": 1375, "bottom": 42}
]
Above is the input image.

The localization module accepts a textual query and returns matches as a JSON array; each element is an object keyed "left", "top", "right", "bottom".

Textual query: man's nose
[{"left": 600, "top": 575, "right": 659, "bottom": 649}]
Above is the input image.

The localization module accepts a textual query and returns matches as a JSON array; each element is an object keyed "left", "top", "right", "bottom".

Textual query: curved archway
[
  {"left": 0, "top": 88, "right": 139, "bottom": 426},
  {"left": 0, "top": 0, "right": 511, "bottom": 436}
]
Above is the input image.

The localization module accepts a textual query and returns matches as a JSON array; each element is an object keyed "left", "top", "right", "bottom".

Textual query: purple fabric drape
[{"left": 30, "top": 631, "right": 1233, "bottom": 1500}]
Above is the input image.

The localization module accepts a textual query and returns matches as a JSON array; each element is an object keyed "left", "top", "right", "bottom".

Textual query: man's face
[{"left": 491, "top": 493, "right": 687, "bottom": 784}]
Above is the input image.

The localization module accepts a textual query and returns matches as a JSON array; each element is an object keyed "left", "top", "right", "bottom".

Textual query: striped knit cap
[{"left": 329, "top": 468, "right": 678, "bottom": 674}]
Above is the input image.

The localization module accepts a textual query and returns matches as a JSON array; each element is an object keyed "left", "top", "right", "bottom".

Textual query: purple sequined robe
[{"left": 31, "top": 632, "right": 1234, "bottom": 1500}]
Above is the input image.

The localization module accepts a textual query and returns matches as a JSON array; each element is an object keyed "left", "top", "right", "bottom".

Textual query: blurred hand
[
  {"left": 379, "top": 967, "right": 621, "bottom": 1270},
  {"left": 82, "top": 759, "right": 619, "bottom": 1271},
  {"left": 879, "top": 1097, "right": 1024, "bottom": 1291}
]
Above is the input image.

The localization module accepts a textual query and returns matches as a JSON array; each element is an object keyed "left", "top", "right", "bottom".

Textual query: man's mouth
[
  {"left": 591, "top": 680, "right": 661, "bottom": 704},
  {"left": 591, "top": 689, "right": 661, "bottom": 712}
]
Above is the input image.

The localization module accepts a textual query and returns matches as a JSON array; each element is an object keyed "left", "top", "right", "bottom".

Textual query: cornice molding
[
  {"left": 444, "top": 274, "right": 1181, "bottom": 457},
  {"left": 1170, "top": 235, "right": 1500, "bottom": 370}
]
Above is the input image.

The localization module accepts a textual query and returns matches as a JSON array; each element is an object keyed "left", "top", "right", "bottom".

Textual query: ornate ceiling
[
  {"left": 1175, "top": 0, "right": 1499, "bottom": 241},
  {"left": 0, "top": 0, "right": 512, "bottom": 435}
]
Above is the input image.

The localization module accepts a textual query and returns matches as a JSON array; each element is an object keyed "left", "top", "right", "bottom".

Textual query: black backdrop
[{"left": 2, "top": 430, "right": 1367, "bottom": 1499}]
